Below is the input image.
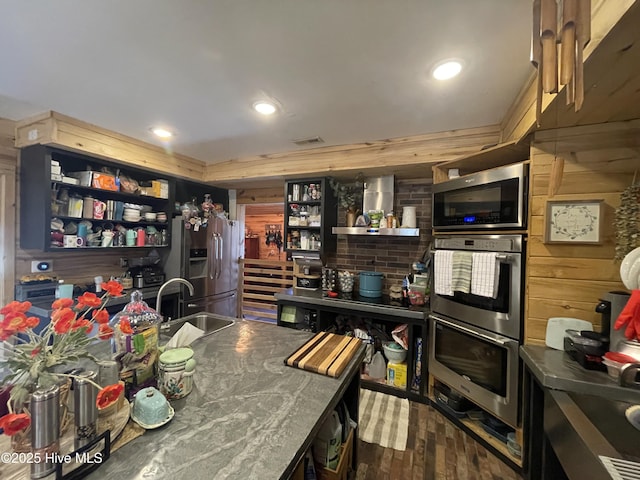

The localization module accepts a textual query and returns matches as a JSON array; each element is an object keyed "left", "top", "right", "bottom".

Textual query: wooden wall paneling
[
  {"left": 15, "top": 111, "right": 206, "bottom": 180},
  {"left": 236, "top": 187, "right": 284, "bottom": 205},
  {"left": 244, "top": 204, "right": 285, "bottom": 261},
  {"left": 550, "top": 1, "right": 640, "bottom": 127},
  {"left": 524, "top": 123, "right": 638, "bottom": 344},
  {"left": 500, "top": 0, "right": 637, "bottom": 143},
  {"left": 0, "top": 118, "right": 17, "bottom": 306},
  {"left": 205, "top": 125, "right": 502, "bottom": 184}
]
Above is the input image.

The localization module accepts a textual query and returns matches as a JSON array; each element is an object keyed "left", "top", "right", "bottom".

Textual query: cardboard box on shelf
[
  {"left": 92, "top": 172, "right": 118, "bottom": 191},
  {"left": 387, "top": 361, "right": 407, "bottom": 388}
]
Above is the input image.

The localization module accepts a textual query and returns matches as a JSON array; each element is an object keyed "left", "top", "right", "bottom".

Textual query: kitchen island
[
  {"left": 88, "top": 319, "right": 364, "bottom": 479},
  {"left": 0, "top": 320, "right": 364, "bottom": 480}
]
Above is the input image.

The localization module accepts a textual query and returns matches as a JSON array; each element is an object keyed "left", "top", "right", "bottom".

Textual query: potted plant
[{"left": 329, "top": 175, "right": 364, "bottom": 227}]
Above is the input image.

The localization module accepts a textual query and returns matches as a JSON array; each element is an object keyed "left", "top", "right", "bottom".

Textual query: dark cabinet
[
  {"left": 20, "top": 145, "right": 175, "bottom": 251},
  {"left": 174, "top": 179, "right": 228, "bottom": 215},
  {"left": 284, "top": 177, "right": 337, "bottom": 258}
]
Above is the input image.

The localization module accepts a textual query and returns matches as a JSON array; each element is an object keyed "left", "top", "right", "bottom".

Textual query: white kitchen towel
[
  {"left": 359, "top": 389, "right": 409, "bottom": 451},
  {"left": 434, "top": 250, "right": 454, "bottom": 296},
  {"left": 451, "top": 251, "right": 473, "bottom": 293},
  {"left": 471, "top": 252, "right": 500, "bottom": 298}
]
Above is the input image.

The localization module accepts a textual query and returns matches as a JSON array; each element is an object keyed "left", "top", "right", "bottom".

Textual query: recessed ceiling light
[
  {"left": 150, "top": 127, "right": 174, "bottom": 138},
  {"left": 253, "top": 101, "right": 277, "bottom": 115},
  {"left": 432, "top": 60, "right": 463, "bottom": 80}
]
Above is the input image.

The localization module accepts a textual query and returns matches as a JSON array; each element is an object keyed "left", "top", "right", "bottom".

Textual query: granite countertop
[
  {"left": 275, "top": 287, "right": 427, "bottom": 321},
  {"left": 520, "top": 345, "right": 640, "bottom": 404},
  {"left": 86, "top": 320, "right": 364, "bottom": 480}
]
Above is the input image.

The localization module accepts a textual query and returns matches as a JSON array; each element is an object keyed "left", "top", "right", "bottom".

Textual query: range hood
[{"left": 332, "top": 175, "right": 420, "bottom": 237}]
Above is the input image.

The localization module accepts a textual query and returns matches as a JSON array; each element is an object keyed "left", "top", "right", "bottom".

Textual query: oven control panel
[{"left": 434, "top": 235, "right": 522, "bottom": 253}]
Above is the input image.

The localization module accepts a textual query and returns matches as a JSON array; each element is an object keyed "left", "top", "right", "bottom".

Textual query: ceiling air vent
[{"left": 292, "top": 136, "right": 324, "bottom": 146}]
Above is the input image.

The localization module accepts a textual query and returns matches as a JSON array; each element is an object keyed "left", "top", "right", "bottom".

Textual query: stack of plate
[
  {"left": 620, "top": 247, "right": 640, "bottom": 290},
  {"left": 123, "top": 207, "right": 141, "bottom": 222}
]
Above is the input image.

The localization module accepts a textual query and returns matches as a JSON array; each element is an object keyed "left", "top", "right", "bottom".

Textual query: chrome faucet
[{"left": 156, "top": 278, "right": 195, "bottom": 321}]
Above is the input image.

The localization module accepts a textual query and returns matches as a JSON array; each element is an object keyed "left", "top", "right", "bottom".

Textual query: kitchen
[{"left": 1, "top": 1, "right": 640, "bottom": 479}]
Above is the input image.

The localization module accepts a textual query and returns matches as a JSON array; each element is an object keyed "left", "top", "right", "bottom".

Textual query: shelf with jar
[
  {"left": 20, "top": 144, "right": 175, "bottom": 252},
  {"left": 284, "top": 178, "right": 337, "bottom": 257}
]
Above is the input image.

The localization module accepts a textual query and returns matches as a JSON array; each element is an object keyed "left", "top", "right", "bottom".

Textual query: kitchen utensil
[
  {"left": 284, "top": 332, "right": 361, "bottom": 378},
  {"left": 545, "top": 317, "right": 593, "bottom": 350},
  {"left": 359, "top": 271, "right": 383, "bottom": 298}
]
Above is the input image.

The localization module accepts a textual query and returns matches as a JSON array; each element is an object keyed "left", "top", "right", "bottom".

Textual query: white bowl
[
  {"left": 144, "top": 213, "right": 157, "bottom": 221},
  {"left": 383, "top": 342, "right": 407, "bottom": 363}
]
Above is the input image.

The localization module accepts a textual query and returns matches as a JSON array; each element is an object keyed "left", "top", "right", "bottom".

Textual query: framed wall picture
[{"left": 544, "top": 199, "right": 604, "bottom": 244}]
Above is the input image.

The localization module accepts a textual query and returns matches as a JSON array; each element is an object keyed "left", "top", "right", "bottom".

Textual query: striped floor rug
[{"left": 358, "top": 389, "right": 410, "bottom": 451}]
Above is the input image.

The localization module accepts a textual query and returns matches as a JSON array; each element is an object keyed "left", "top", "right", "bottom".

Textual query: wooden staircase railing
[{"left": 240, "top": 258, "right": 293, "bottom": 323}]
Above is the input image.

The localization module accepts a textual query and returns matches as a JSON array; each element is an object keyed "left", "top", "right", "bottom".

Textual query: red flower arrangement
[{"left": 0, "top": 280, "right": 125, "bottom": 436}]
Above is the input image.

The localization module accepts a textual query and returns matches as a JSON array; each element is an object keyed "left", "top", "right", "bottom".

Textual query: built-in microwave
[{"left": 432, "top": 162, "right": 528, "bottom": 230}]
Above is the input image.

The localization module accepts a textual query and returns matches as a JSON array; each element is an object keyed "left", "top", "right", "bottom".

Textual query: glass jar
[{"left": 110, "top": 291, "right": 162, "bottom": 399}]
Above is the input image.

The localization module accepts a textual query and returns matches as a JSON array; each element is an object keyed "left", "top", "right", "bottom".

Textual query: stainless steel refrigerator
[{"left": 166, "top": 216, "right": 240, "bottom": 318}]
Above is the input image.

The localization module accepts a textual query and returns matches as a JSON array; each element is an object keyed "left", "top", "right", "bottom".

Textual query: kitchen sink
[{"left": 160, "top": 311, "right": 235, "bottom": 339}]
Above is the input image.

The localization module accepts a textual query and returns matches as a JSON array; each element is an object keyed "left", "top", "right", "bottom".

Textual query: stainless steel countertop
[
  {"left": 275, "top": 287, "right": 428, "bottom": 321},
  {"left": 520, "top": 345, "right": 640, "bottom": 404}
]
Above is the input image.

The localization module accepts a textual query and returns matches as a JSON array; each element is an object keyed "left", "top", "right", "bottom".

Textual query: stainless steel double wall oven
[{"left": 429, "top": 163, "right": 528, "bottom": 428}]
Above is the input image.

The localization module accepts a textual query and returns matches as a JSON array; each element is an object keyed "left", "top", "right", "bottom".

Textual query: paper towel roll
[{"left": 401, "top": 206, "right": 416, "bottom": 228}]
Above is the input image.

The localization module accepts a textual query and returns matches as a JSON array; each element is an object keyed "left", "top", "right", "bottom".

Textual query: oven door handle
[
  {"left": 434, "top": 316, "right": 507, "bottom": 346},
  {"left": 496, "top": 254, "right": 513, "bottom": 262}
]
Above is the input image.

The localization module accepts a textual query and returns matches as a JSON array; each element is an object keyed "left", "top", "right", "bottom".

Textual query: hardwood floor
[{"left": 355, "top": 401, "right": 522, "bottom": 480}]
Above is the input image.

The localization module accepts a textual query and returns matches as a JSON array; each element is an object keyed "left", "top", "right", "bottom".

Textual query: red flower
[
  {"left": 52, "top": 308, "right": 75, "bottom": 335},
  {"left": 51, "top": 298, "right": 74, "bottom": 309},
  {"left": 72, "top": 318, "right": 92, "bottom": 334},
  {"left": 98, "top": 324, "right": 114, "bottom": 340},
  {"left": 96, "top": 383, "right": 124, "bottom": 410},
  {"left": 102, "top": 280, "right": 124, "bottom": 297},
  {"left": 25, "top": 316, "right": 40, "bottom": 329},
  {"left": 51, "top": 308, "right": 75, "bottom": 335},
  {"left": 76, "top": 292, "right": 101, "bottom": 309},
  {"left": 92, "top": 309, "right": 109, "bottom": 325},
  {"left": 0, "top": 413, "right": 31, "bottom": 436},
  {"left": 1, "top": 312, "right": 28, "bottom": 333},
  {"left": 0, "top": 301, "right": 32, "bottom": 315},
  {"left": 119, "top": 319, "right": 134, "bottom": 335}
]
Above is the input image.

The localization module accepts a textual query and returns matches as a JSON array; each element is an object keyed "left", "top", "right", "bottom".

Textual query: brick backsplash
[{"left": 325, "top": 178, "right": 432, "bottom": 292}]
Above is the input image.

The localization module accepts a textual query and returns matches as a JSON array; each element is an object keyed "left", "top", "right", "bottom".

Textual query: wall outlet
[
  {"left": 31, "top": 260, "right": 53, "bottom": 273},
  {"left": 120, "top": 257, "right": 128, "bottom": 268}
]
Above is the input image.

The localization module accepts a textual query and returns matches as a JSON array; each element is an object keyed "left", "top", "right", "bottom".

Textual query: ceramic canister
[{"left": 158, "top": 347, "right": 196, "bottom": 400}]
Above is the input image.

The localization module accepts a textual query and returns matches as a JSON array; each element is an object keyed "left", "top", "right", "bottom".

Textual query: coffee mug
[
  {"left": 101, "top": 231, "right": 114, "bottom": 247},
  {"left": 93, "top": 200, "right": 107, "bottom": 220},
  {"left": 126, "top": 229, "right": 136, "bottom": 246},
  {"left": 63, "top": 234, "right": 78, "bottom": 248}
]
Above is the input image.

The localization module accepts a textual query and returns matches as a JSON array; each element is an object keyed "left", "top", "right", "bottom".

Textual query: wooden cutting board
[{"left": 285, "top": 332, "right": 361, "bottom": 378}]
